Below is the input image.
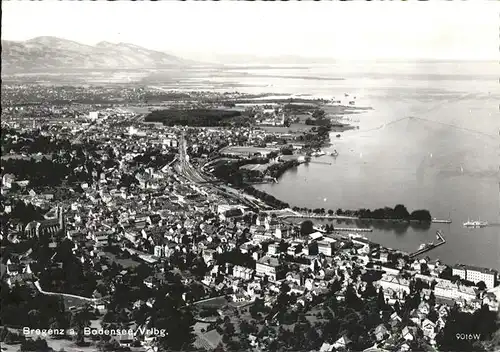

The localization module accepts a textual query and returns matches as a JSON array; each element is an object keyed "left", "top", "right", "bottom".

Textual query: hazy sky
[{"left": 2, "top": 1, "right": 498, "bottom": 60}]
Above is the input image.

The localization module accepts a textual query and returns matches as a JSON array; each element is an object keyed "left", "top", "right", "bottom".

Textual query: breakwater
[
  {"left": 308, "top": 161, "right": 332, "bottom": 165},
  {"left": 408, "top": 230, "right": 446, "bottom": 259},
  {"left": 432, "top": 219, "right": 452, "bottom": 224}
]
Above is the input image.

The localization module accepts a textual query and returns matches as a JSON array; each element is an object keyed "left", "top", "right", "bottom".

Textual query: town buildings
[
  {"left": 434, "top": 280, "right": 477, "bottom": 301},
  {"left": 1, "top": 86, "right": 499, "bottom": 352},
  {"left": 255, "top": 255, "right": 283, "bottom": 282},
  {"left": 452, "top": 264, "right": 497, "bottom": 289}
]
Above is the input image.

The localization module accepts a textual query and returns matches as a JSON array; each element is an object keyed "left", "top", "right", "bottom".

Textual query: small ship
[
  {"left": 418, "top": 242, "right": 434, "bottom": 250},
  {"left": 311, "top": 150, "right": 326, "bottom": 157},
  {"left": 463, "top": 219, "right": 488, "bottom": 228}
]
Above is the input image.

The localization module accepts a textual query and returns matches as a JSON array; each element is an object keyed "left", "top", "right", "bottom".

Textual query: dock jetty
[
  {"left": 409, "top": 230, "right": 446, "bottom": 259},
  {"left": 308, "top": 161, "right": 332, "bottom": 165},
  {"left": 431, "top": 218, "right": 452, "bottom": 224}
]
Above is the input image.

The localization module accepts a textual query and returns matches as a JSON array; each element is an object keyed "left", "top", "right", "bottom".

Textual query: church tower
[{"left": 58, "top": 205, "right": 66, "bottom": 235}]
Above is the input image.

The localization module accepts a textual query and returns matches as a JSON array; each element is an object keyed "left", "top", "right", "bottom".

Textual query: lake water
[
  {"left": 172, "top": 61, "right": 500, "bottom": 270},
  {"left": 145, "top": 62, "right": 499, "bottom": 269}
]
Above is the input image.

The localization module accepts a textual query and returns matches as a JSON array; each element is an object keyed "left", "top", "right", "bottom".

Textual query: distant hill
[{"left": 1, "top": 36, "right": 192, "bottom": 72}]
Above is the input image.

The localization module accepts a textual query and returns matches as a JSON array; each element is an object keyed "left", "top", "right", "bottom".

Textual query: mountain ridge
[{"left": 1, "top": 36, "right": 192, "bottom": 71}]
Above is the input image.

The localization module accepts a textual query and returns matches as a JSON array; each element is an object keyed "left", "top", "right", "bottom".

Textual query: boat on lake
[
  {"left": 311, "top": 150, "right": 326, "bottom": 157},
  {"left": 463, "top": 219, "right": 488, "bottom": 228},
  {"left": 418, "top": 242, "right": 434, "bottom": 250}
]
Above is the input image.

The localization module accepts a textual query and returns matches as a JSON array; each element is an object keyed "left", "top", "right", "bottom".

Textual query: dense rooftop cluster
[{"left": 1, "top": 85, "right": 499, "bottom": 352}]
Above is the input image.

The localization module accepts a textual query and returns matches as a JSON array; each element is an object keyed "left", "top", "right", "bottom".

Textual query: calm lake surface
[{"left": 188, "top": 61, "right": 499, "bottom": 270}]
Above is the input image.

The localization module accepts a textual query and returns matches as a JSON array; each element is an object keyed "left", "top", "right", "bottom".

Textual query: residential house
[
  {"left": 319, "top": 343, "right": 335, "bottom": 352},
  {"left": 268, "top": 218, "right": 282, "bottom": 238},
  {"left": 114, "top": 334, "right": 135, "bottom": 348},
  {"left": 401, "top": 326, "right": 417, "bottom": 341},
  {"left": 268, "top": 243, "right": 279, "bottom": 255},
  {"left": 376, "top": 274, "right": 410, "bottom": 299},
  {"left": 153, "top": 245, "right": 164, "bottom": 257},
  {"left": 304, "top": 242, "right": 319, "bottom": 256},
  {"left": 6, "top": 264, "right": 20, "bottom": 276},
  {"left": 193, "top": 329, "right": 223, "bottom": 351},
  {"left": 483, "top": 292, "right": 499, "bottom": 312},
  {"left": 409, "top": 310, "right": 422, "bottom": 326},
  {"left": 7, "top": 273, "right": 34, "bottom": 288},
  {"left": 143, "top": 273, "right": 166, "bottom": 289},
  {"left": 438, "top": 305, "right": 450, "bottom": 318},
  {"left": 146, "top": 298, "right": 156, "bottom": 308},
  {"left": 232, "top": 293, "right": 247, "bottom": 303},
  {"left": 434, "top": 280, "right": 477, "bottom": 301},
  {"left": 421, "top": 318, "right": 437, "bottom": 340},
  {"left": 350, "top": 236, "right": 379, "bottom": 256},
  {"left": 287, "top": 244, "right": 302, "bottom": 256},
  {"left": 390, "top": 312, "right": 403, "bottom": 329},
  {"left": 240, "top": 242, "right": 257, "bottom": 254},
  {"left": 286, "top": 272, "right": 304, "bottom": 286},
  {"left": 417, "top": 301, "right": 430, "bottom": 315},
  {"left": 363, "top": 345, "right": 390, "bottom": 352},
  {"left": 202, "top": 249, "right": 216, "bottom": 264},
  {"left": 233, "top": 265, "right": 254, "bottom": 281},
  {"left": 318, "top": 241, "right": 335, "bottom": 257},
  {"left": 333, "top": 335, "right": 352, "bottom": 350},
  {"left": 399, "top": 343, "right": 411, "bottom": 352},
  {"left": 374, "top": 324, "right": 389, "bottom": 341},
  {"left": 255, "top": 255, "right": 284, "bottom": 282}
]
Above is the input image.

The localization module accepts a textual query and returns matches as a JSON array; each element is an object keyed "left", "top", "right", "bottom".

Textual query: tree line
[
  {"left": 348, "top": 205, "right": 432, "bottom": 222},
  {"left": 293, "top": 204, "right": 432, "bottom": 222},
  {"left": 144, "top": 109, "right": 243, "bottom": 127},
  {"left": 266, "top": 160, "right": 299, "bottom": 179},
  {"left": 244, "top": 186, "right": 290, "bottom": 209}
]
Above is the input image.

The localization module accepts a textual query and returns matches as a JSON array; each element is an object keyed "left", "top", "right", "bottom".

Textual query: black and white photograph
[{"left": 1, "top": 1, "right": 499, "bottom": 352}]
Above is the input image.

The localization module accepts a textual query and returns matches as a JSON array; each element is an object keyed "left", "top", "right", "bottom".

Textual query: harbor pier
[
  {"left": 409, "top": 230, "right": 446, "bottom": 259},
  {"left": 308, "top": 161, "right": 332, "bottom": 165},
  {"left": 431, "top": 218, "right": 452, "bottom": 224}
]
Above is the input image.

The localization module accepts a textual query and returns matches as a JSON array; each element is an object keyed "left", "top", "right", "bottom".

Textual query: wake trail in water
[
  {"left": 360, "top": 117, "right": 497, "bottom": 139},
  {"left": 357, "top": 92, "right": 497, "bottom": 138},
  {"left": 411, "top": 117, "right": 498, "bottom": 139},
  {"left": 361, "top": 116, "right": 411, "bottom": 133}
]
